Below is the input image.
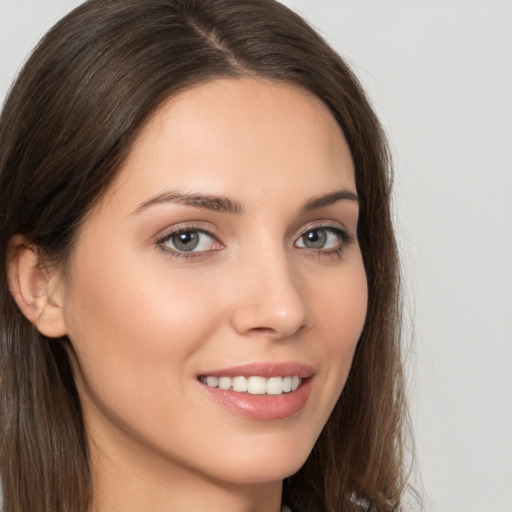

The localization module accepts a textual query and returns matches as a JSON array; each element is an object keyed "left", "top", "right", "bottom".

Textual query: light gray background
[{"left": 1, "top": 1, "right": 511, "bottom": 512}]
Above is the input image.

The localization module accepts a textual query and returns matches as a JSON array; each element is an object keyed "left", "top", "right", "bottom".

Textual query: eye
[
  {"left": 157, "top": 228, "right": 220, "bottom": 255},
  {"left": 295, "top": 226, "right": 347, "bottom": 251}
]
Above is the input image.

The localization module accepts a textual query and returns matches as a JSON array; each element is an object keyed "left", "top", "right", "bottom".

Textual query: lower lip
[{"left": 199, "top": 378, "right": 313, "bottom": 420}]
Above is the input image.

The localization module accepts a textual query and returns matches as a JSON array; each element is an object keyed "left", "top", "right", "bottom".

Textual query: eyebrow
[
  {"left": 132, "top": 188, "right": 358, "bottom": 216},
  {"left": 132, "top": 190, "right": 245, "bottom": 215},
  {"left": 299, "top": 189, "right": 359, "bottom": 213}
]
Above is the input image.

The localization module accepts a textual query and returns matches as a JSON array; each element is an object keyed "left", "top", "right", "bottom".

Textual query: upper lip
[{"left": 197, "top": 362, "right": 315, "bottom": 379}]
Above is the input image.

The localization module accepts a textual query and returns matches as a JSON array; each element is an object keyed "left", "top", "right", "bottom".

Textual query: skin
[{"left": 11, "top": 78, "right": 368, "bottom": 512}]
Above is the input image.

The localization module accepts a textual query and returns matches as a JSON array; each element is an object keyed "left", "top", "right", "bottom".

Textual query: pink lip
[
  {"left": 197, "top": 362, "right": 315, "bottom": 421},
  {"left": 197, "top": 361, "right": 315, "bottom": 379}
]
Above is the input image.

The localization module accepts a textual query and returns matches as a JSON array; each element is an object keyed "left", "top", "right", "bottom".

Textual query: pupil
[
  {"left": 305, "top": 229, "right": 326, "bottom": 249},
  {"left": 173, "top": 231, "right": 199, "bottom": 251}
]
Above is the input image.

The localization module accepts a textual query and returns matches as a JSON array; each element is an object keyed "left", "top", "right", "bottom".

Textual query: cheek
[
  {"left": 62, "top": 256, "right": 233, "bottom": 469},
  {"left": 61, "top": 245, "right": 223, "bottom": 416},
  {"left": 313, "top": 255, "right": 368, "bottom": 343},
  {"left": 309, "top": 257, "right": 368, "bottom": 399},
  {"left": 65, "top": 239, "right": 218, "bottom": 349}
]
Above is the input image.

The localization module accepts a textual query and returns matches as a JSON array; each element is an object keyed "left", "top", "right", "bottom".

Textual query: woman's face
[{"left": 59, "top": 78, "right": 367, "bottom": 488}]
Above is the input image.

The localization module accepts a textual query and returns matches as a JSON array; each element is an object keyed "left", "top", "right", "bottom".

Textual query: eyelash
[
  {"left": 295, "top": 224, "right": 353, "bottom": 260},
  {"left": 155, "top": 225, "right": 221, "bottom": 261},
  {"left": 155, "top": 223, "right": 353, "bottom": 261}
]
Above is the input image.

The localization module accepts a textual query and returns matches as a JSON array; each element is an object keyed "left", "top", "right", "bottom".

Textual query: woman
[{"left": 0, "top": 1, "right": 410, "bottom": 511}]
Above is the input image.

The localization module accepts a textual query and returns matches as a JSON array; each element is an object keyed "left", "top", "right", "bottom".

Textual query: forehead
[{"left": 100, "top": 77, "right": 355, "bottom": 212}]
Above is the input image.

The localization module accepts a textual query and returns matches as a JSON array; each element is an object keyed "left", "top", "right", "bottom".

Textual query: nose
[{"left": 229, "top": 250, "right": 308, "bottom": 339}]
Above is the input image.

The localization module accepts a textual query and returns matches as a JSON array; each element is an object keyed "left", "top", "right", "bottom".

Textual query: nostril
[
  {"left": 247, "top": 324, "right": 305, "bottom": 339},
  {"left": 246, "top": 326, "right": 280, "bottom": 337}
]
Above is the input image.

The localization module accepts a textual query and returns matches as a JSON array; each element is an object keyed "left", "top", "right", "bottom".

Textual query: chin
[{"left": 200, "top": 436, "right": 313, "bottom": 486}]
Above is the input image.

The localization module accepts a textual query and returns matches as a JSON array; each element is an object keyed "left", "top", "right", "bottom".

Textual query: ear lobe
[{"left": 7, "top": 235, "right": 67, "bottom": 338}]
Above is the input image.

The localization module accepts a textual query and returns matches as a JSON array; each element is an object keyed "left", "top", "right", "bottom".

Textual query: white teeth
[
  {"left": 247, "top": 376, "right": 267, "bottom": 394},
  {"left": 266, "top": 377, "right": 283, "bottom": 395},
  {"left": 232, "top": 376, "right": 248, "bottom": 392},
  {"left": 200, "top": 375, "right": 303, "bottom": 395},
  {"left": 282, "top": 376, "right": 292, "bottom": 393},
  {"left": 206, "top": 376, "right": 219, "bottom": 387},
  {"left": 218, "top": 376, "right": 232, "bottom": 390}
]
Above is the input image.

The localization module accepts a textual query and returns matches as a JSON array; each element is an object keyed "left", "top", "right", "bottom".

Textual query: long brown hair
[{"left": 0, "top": 1, "right": 410, "bottom": 511}]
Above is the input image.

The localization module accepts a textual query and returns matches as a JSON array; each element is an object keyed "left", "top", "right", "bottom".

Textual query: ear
[{"left": 7, "top": 235, "right": 67, "bottom": 338}]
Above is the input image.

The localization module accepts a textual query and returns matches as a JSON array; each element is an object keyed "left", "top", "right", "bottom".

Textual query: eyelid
[
  {"left": 153, "top": 221, "right": 220, "bottom": 244},
  {"left": 295, "top": 220, "right": 352, "bottom": 241},
  {"left": 154, "top": 222, "right": 223, "bottom": 260},
  {"left": 293, "top": 220, "right": 354, "bottom": 256}
]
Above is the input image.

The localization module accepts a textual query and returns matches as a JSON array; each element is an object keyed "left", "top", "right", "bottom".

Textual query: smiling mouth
[
  {"left": 197, "top": 364, "right": 314, "bottom": 419},
  {"left": 198, "top": 375, "right": 303, "bottom": 395}
]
